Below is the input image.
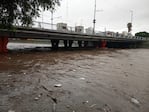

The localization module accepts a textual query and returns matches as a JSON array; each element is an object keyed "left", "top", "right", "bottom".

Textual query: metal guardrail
[{"left": 15, "top": 21, "right": 148, "bottom": 41}]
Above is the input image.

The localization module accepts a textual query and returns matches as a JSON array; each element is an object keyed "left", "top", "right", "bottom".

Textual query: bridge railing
[
  {"left": 32, "top": 21, "right": 57, "bottom": 30},
  {"left": 14, "top": 21, "right": 148, "bottom": 41}
]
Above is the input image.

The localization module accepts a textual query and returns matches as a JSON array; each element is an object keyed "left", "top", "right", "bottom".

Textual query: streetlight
[
  {"left": 130, "top": 10, "right": 133, "bottom": 24},
  {"left": 127, "top": 10, "right": 133, "bottom": 33},
  {"left": 93, "top": 0, "right": 103, "bottom": 34},
  {"left": 51, "top": 9, "right": 62, "bottom": 29},
  {"left": 51, "top": 8, "right": 54, "bottom": 29},
  {"left": 93, "top": 0, "right": 97, "bottom": 34}
]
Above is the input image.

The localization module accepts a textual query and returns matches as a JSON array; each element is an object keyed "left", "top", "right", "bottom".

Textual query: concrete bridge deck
[
  {"left": 0, "top": 26, "right": 148, "bottom": 53},
  {"left": 0, "top": 27, "right": 146, "bottom": 42}
]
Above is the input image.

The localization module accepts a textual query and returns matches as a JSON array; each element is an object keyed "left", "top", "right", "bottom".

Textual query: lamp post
[
  {"left": 130, "top": 10, "right": 133, "bottom": 24},
  {"left": 127, "top": 10, "right": 133, "bottom": 33},
  {"left": 93, "top": 0, "right": 103, "bottom": 34},
  {"left": 51, "top": 9, "right": 54, "bottom": 29},
  {"left": 93, "top": 0, "right": 97, "bottom": 34},
  {"left": 51, "top": 9, "right": 62, "bottom": 29}
]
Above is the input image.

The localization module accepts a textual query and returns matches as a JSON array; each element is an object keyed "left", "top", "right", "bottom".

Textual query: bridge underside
[{"left": 0, "top": 27, "right": 145, "bottom": 53}]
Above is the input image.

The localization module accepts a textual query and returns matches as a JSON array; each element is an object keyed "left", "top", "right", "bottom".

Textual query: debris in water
[
  {"left": 73, "top": 69, "right": 76, "bottom": 72},
  {"left": 6, "top": 85, "right": 10, "bottom": 88},
  {"left": 8, "top": 57, "right": 11, "bottom": 60},
  {"left": 100, "top": 62, "right": 105, "bottom": 65},
  {"left": 86, "top": 81, "right": 91, "bottom": 83},
  {"left": 66, "top": 105, "right": 71, "bottom": 109},
  {"left": 54, "top": 84, "right": 62, "bottom": 87},
  {"left": 34, "top": 94, "right": 42, "bottom": 101},
  {"left": 51, "top": 97, "right": 57, "bottom": 112},
  {"left": 125, "top": 74, "right": 128, "bottom": 77},
  {"left": 8, "top": 110, "right": 15, "bottom": 112},
  {"left": 52, "top": 102, "right": 56, "bottom": 112},
  {"left": 8, "top": 75, "right": 12, "bottom": 77},
  {"left": 23, "top": 72, "right": 26, "bottom": 75},
  {"left": 34, "top": 97, "right": 39, "bottom": 101},
  {"left": 80, "top": 77, "right": 85, "bottom": 80},
  {"left": 51, "top": 97, "right": 57, "bottom": 104},
  {"left": 38, "top": 93, "right": 42, "bottom": 98},
  {"left": 82, "top": 100, "right": 89, "bottom": 104},
  {"left": 90, "top": 104, "right": 96, "bottom": 108},
  {"left": 47, "top": 94, "right": 57, "bottom": 104},
  {"left": 41, "top": 85, "right": 53, "bottom": 93},
  {"left": 130, "top": 64, "right": 133, "bottom": 66},
  {"left": 102, "top": 104, "right": 112, "bottom": 112},
  {"left": 131, "top": 98, "right": 140, "bottom": 106}
]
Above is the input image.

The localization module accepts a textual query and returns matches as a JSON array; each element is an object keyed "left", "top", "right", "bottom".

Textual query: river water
[{"left": 0, "top": 42, "right": 149, "bottom": 112}]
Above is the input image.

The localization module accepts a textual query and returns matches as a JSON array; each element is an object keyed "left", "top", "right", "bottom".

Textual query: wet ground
[{"left": 0, "top": 43, "right": 149, "bottom": 112}]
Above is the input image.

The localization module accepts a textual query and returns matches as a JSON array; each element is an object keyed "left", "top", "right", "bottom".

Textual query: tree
[
  {"left": 135, "top": 31, "right": 149, "bottom": 38},
  {"left": 0, "top": 0, "right": 60, "bottom": 28}
]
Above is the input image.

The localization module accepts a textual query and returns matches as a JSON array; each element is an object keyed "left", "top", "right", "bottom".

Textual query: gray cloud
[{"left": 39, "top": 0, "right": 149, "bottom": 34}]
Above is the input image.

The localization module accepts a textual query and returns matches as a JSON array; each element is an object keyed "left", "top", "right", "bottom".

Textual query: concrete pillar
[
  {"left": 78, "top": 41, "right": 82, "bottom": 48},
  {"left": 84, "top": 41, "right": 88, "bottom": 48},
  {"left": 134, "top": 43, "right": 137, "bottom": 48},
  {"left": 101, "top": 40, "right": 107, "bottom": 48},
  {"left": 68, "top": 40, "right": 73, "bottom": 48},
  {"left": 63, "top": 40, "right": 68, "bottom": 48},
  {"left": 92, "top": 41, "right": 98, "bottom": 48},
  {"left": 51, "top": 39, "right": 59, "bottom": 50},
  {"left": 95, "top": 41, "right": 99, "bottom": 48}
]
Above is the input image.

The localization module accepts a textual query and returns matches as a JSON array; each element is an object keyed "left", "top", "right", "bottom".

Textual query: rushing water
[{"left": 0, "top": 43, "right": 149, "bottom": 112}]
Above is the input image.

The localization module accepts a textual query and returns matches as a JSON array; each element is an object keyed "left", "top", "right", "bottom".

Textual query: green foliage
[
  {"left": 0, "top": 0, "right": 60, "bottom": 28},
  {"left": 135, "top": 32, "right": 149, "bottom": 38}
]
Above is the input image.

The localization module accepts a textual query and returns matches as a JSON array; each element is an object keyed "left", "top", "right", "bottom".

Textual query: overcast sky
[{"left": 37, "top": 0, "right": 149, "bottom": 34}]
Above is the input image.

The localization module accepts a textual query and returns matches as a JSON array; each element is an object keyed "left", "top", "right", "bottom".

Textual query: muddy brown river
[{"left": 0, "top": 44, "right": 149, "bottom": 112}]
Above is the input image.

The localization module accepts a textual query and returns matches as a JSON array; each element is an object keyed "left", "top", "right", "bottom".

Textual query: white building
[
  {"left": 57, "top": 23, "right": 68, "bottom": 32},
  {"left": 85, "top": 27, "right": 93, "bottom": 34},
  {"left": 75, "top": 26, "right": 84, "bottom": 33}
]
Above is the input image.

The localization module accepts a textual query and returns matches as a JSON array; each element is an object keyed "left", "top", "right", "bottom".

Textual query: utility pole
[
  {"left": 51, "top": 9, "right": 54, "bottom": 29},
  {"left": 130, "top": 10, "right": 133, "bottom": 24},
  {"left": 93, "top": 0, "right": 103, "bottom": 34},
  {"left": 93, "top": 0, "right": 96, "bottom": 34},
  {"left": 41, "top": 10, "right": 44, "bottom": 28},
  {"left": 127, "top": 10, "right": 133, "bottom": 33}
]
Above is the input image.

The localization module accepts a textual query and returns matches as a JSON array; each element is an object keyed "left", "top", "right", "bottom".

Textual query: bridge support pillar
[
  {"left": 78, "top": 41, "right": 82, "bottom": 48},
  {"left": 134, "top": 43, "right": 137, "bottom": 48},
  {"left": 95, "top": 41, "right": 99, "bottom": 48},
  {"left": 63, "top": 40, "right": 68, "bottom": 48},
  {"left": 84, "top": 41, "right": 88, "bottom": 48},
  {"left": 101, "top": 40, "right": 107, "bottom": 48},
  {"left": 92, "top": 41, "right": 100, "bottom": 48},
  {"left": 69, "top": 40, "right": 73, "bottom": 48},
  {"left": 51, "top": 39, "right": 59, "bottom": 50},
  {"left": 0, "top": 37, "right": 8, "bottom": 53}
]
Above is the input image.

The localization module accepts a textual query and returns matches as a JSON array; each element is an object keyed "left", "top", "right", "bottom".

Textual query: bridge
[{"left": 0, "top": 21, "right": 148, "bottom": 53}]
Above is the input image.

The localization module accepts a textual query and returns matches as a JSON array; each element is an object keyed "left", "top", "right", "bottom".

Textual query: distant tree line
[
  {"left": 135, "top": 32, "right": 149, "bottom": 38},
  {"left": 0, "top": 0, "right": 60, "bottom": 28}
]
